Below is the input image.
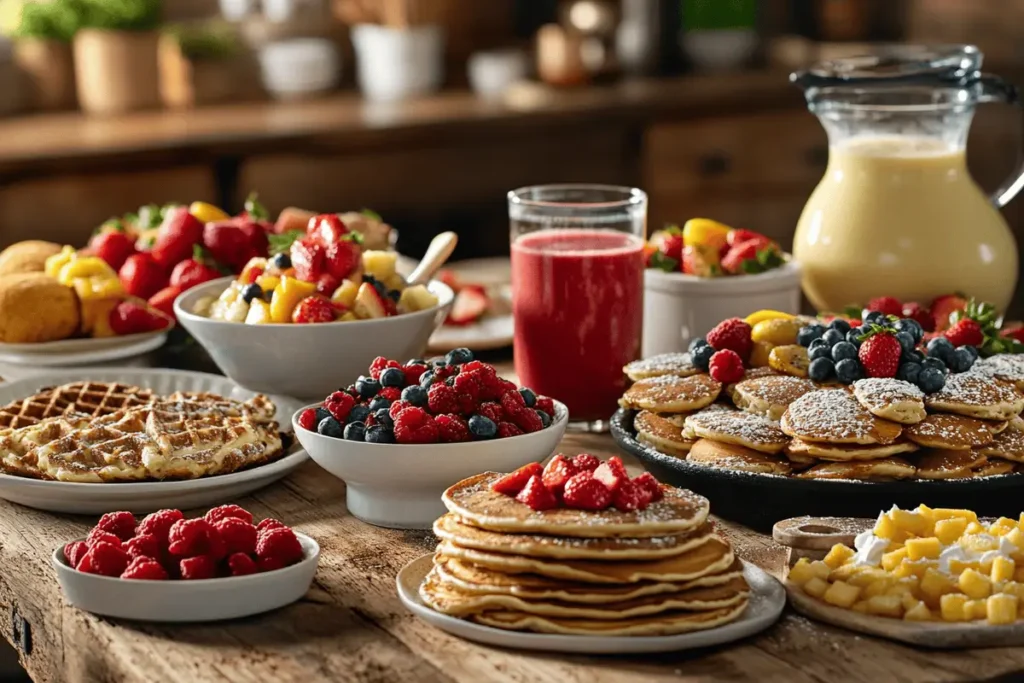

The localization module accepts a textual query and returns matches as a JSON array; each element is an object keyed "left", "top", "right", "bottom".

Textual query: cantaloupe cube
[
  {"left": 934, "top": 517, "right": 968, "bottom": 545},
  {"left": 866, "top": 595, "right": 903, "bottom": 618},
  {"left": 823, "top": 581, "right": 862, "bottom": 608},
  {"left": 803, "top": 577, "right": 829, "bottom": 599},
  {"left": 959, "top": 568, "right": 993, "bottom": 599},
  {"left": 940, "top": 593, "right": 969, "bottom": 621},
  {"left": 906, "top": 537, "right": 942, "bottom": 560},
  {"left": 882, "top": 547, "right": 909, "bottom": 572},
  {"left": 904, "top": 600, "right": 932, "bottom": 621},
  {"left": 987, "top": 594, "right": 1019, "bottom": 625},
  {"left": 823, "top": 544, "right": 856, "bottom": 569},
  {"left": 992, "top": 557, "right": 1016, "bottom": 583}
]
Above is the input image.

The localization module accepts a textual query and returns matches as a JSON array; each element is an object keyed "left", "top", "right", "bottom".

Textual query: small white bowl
[
  {"left": 258, "top": 39, "right": 340, "bottom": 100},
  {"left": 293, "top": 400, "right": 568, "bottom": 529},
  {"left": 52, "top": 533, "right": 319, "bottom": 622},
  {"left": 642, "top": 260, "right": 802, "bottom": 357},
  {"left": 174, "top": 277, "right": 454, "bottom": 400}
]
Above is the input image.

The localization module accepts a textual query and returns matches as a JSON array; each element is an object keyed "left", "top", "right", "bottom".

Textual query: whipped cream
[{"left": 853, "top": 528, "right": 889, "bottom": 567}]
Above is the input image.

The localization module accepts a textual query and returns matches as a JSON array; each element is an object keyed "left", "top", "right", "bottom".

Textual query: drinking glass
[{"left": 508, "top": 184, "right": 647, "bottom": 432}]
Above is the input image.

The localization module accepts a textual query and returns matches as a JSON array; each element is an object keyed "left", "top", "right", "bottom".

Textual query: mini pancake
[
  {"left": 914, "top": 449, "right": 988, "bottom": 480},
  {"left": 638, "top": 434, "right": 692, "bottom": 458},
  {"left": 797, "top": 457, "right": 916, "bottom": 481},
  {"left": 443, "top": 472, "right": 710, "bottom": 538},
  {"left": 971, "top": 354, "right": 1024, "bottom": 391},
  {"left": 977, "top": 427, "right": 1024, "bottom": 463},
  {"left": 725, "top": 366, "right": 781, "bottom": 401},
  {"left": 974, "top": 459, "right": 1016, "bottom": 477},
  {"left": 683, "top": 410, "right": 788, "bottom": 454},
  {"left": 624, "top": 353, "right": 700, "bottom": 381},
  {"left": 925, "top": 372, "right": 1024, "bottom": 421},
  {"left": 634, "top": 410, "right": 697, "bottom": 455},
  {"left": 619, "top": 374, "right": 722, "bottom": 413},
  {"left": 781, "top": 389, "right": 903, "bottom": 445},
  {"left": 987, "top": 420, "right": 1010, "bottom": 434},
  {"left": 903, "top": 413, "right": 995, "bottom": 449},
  {"left": 786, "top": 437, "right": 918, "bottom": 462},
  {"left": 852, "top": 378, "right": 927, "bottom": 425},
  {"left": 687, "top": 439, "right": 792, "bottom": 476},
  {"left": 731, "top": 375, "right": 816, "bottom": 422},
  {"left": 784, "top": 450, "right": 817, "bottom": 469}
]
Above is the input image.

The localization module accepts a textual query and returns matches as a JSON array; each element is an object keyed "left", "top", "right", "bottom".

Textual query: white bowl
[
  {"left": 467, "top": 49, "right": 529, "bottom": 100},
  {"left": 642, "top": 260, "right": 802, "bottom": 357},
  {"left": 351, "top": 24, "right": 444, "bottom": 102},
  {"left": 52, "top": 533, "right": 319, "bottom": 622},
  {"left": 293, "top": 400, "right": 568, "bottom": 529},
  {"left": 174, "top": 276, "right": 454, "bottom": 400},
  {"left": 258, "top": 39, "right": 340, "bottom": 99}
]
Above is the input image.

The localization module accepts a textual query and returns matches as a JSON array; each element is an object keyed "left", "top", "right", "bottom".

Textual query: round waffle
[
  {"left": 903, "top": 413, "right": 995, "bottom": 449},
  {"left": 852, "top": 378, "right": 926, "bottom": 425},
  {"left": 780, "top": 389, "right": 903, "bottom": 445},
  {"left": 785, "top": 437, "right": 918, "bottom": 462},
  {"left": 0, "top": 382, "right": 156, "bottom": 433},
  {"left": 633, "top": 411, "right": 696, "bottom": 456},
  {"left": 925, "top": 372, "right": 1024, "bottom": 421},
  {"left": 624, "top": 353, "right": 700, "bottom": 382},
  {"left": 443, "top": 472, "right": 710, "bottom": 538},
  {"left": 619, "top": 374, "right": 722, "bottom": 413},
  {"left": 683, "top": 410, "right": 788, "bottom": 454},
  {"left": 914, "top": 449, "right": 988, "bottom": 480},
  {"left": 978, "top": 427, "right": 1024, "bottom": 463},
  {"left": 731, "top": 375, "right": 816, "bottom": 422},
  {"left": 971, "top": 354, "right": 1024, "bottom": 390},
  {"left": 687, "top": 439, "right": 792, "bottom": 476},
  {"left": 797, "top": 457, "right": 916, "bottom": 480}
]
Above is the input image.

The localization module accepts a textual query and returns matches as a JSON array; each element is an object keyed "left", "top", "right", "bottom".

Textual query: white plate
[
  {"left": 0, "top": 368, "right": 308, "bottom": 514},
  {"left": 53, "top": 532, "right": 320, "bottom": 622},
  {"left": 396, "top": 554, "right": 785, "bottom": 653},
  {"left": 0, "top": 329, "right": 168, "bottom": 358},
  {"left": 0, "top": 333, "right": 166, "bottom": 367}
]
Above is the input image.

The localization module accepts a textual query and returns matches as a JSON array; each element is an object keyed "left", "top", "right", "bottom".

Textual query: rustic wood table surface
[{"left": 1, "top": 357, "right": 1024, "bottom": 682}]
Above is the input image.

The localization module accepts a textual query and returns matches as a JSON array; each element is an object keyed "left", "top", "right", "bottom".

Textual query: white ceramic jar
[{"left": 351, "top": 24, "right": 444, "bottom": 102}]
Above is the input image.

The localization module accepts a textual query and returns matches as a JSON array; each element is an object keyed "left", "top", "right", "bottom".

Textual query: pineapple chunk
[
  {"left": 904, "top": 600, "right": 932, "bottom": 621},
  {"left": 891, "top": 508, "right": 932, "bottom": 537},
  {"left": 905, "top": 537, "right": 942, "bottom": 561},
  {"left": 256, "top": 275, "right": 281, "bottom": 293},
  {"left": 270, "top": 277, "right": 316, "bottom": 323},
  {"left": 962, "top": 533, "right": 998, "bottom": 553},
  {"left": 361, "top": 250, "right": 398, "bottom": 281},
  {"left": 992, "top": 517, "right": 1018, "bottom": 535},
  {"left": 874, "top": 513, "right": 901, "bottom": 541},
  {"left": 398, "top": 284, "right": 440, "bottom": 313},
  {"left": 882, "top": 547, "right": 909, "bottom": 572},
  {"left": 949, "top": 559, "right": 981, "bottom": 576},
  {"left": 193, "top": 296, "right": 216, "bottom": 317},
  {"left": 803, "top": 577, "right": 829, "bottom": 599},
  {"left": 966, "top": 599, "right": 989, "bottom": 621},
  {"left": 934, "top": 518, "right": 968, "bottom": 545},
  {"left": 987, "top": 593, "right": 1018, "bottom": 625},
  {"left": 920, "top": 568, "right": 956, "bottom": 602},
  {"left": 894, "top": 559, "right": 935, "bottom": 579},
  {"left": 823, "top": 544, "right": 856, "bottom": 569},
  {"left": 851, "top": 601, "right": 870, "bottom": 614},
  {"left": 1015, "top": 567, "right": 1024, "bottom": 583},
  {"left": 885, "top": 580, "right": 918, "bottom": 598},
  {"left": 788, "top": 558, "right": 817, "bottom": 585},
  {"left": 244, "top": 299, "right": 272, "bottom": 325},
  {"left": 807, "top": 560, "right": 832, "bottom": 581},
  {"left": 339, "top": 311, "right": 358, "bottom": 322},
  {"left": 332, "top": 279, "right": 360, "bottom": 309},
  {"left": 902, "top": 592, "right": 921, "bottom": 610},
  {"left": 383, "top": 273, "right": 406, "bottom": 291},
  {"left": 959, "top": 568, "right": 993, "bottom": 599},
  {"left": 940, "top": 593, "right": 969, "bottom": 621},
  {"left": 866, "top": 594, "right": 903, "bottom": 618},
  {"left": 966, "top": 521, "right": 987, "bottom": 535},
  {"left": 993, "top": 557, "right": 1016, "bottom": 583},
  {"left": 1005, "top": 527, "right": 1024, "bottom": 555},
  {"left": 849, "top": 568, "right": 889, "bottom": 588},
  {"left": 863, "top": 578, "right": 895, "bottom": 599},
  {"left": 933, "top": 508, "right": 978, "bottom": 524},
  {"left": 823, "top": 580, "right": 862, "bottom": 608},
  {"left": 1002, "top": 582, "right": 1024, "bottom": 601}
]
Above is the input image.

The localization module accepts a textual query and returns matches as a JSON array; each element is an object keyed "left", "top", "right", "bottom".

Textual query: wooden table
[{"left": 1, "top": 373, "right": 1024, "bottom": 681}]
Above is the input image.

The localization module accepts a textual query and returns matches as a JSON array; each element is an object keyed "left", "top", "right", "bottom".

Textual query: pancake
[
  {"left": 683, "top": 410, "right": 788, "bottom": 454},
  {"left": 903, "top": 413, "right": 995, "bottom": 449},
  {"left": 634, "top": 410, "right": 697, "bottom": 455},
  {"left": 974, "top": 459, "right": 1016, "bottom": 477},
  {"left": 637, "top": 434, "right": 692, "bottom": 458},
  {"left": 914, "top": 449, "right": 988, "bottom": 480},
  {"left": 687, "top": 439, "right": 792, "bottom": 476},
  {"left": 435, "top": 534, "right": 735, "bottom": 584},
  {"left": 619, "top": 374, "right": 722, "bottom": 413},
  {"left": 732, "top": 375, "right": 816, "bottom": 422},
  {"left": 925, "top": 372, "right": 1024, "bottom": 421},
  {"left": 443, "top": 472, "right": 710, "bottom": 538},
  {"left": 971, "top": 354, "right": 1024, "bottom": 391},
  {"left": 725, "top": 366, "right": 781, "bottom": 401},
  {"left": 781, "top": 389, "right": 903, "bottom": 445},
  {"left": 432, "top": 514, "right": 714, "bottom": 561},
  {"left": 852, "top": 378, "right": 927, "bottom": 424},
  {"left": 977, "top": 427, "right": 1024, "bottom": 463},
  {"left": 473, "top": 599, "right": 749, "bottom": 637},
  {"left": 786, "top": 437, "right": 918, "bottom": 462},
  {"left": 987, "top": 420, "right": 1010, "bottom": 434},
  {"left": 797, "top": 457, "right": 916, "bottom": 481},
  {"left": 624, "top": 353, "right": 700, "bottom": 381}
]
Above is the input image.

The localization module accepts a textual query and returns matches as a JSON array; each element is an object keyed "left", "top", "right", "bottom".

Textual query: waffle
[{"left": 0, "top": 382, "right": 155, "bottom": 432}]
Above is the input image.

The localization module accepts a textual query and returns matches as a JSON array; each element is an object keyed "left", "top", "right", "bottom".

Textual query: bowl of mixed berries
[{"left": 293, "top": 348, "right": 567, "bottom": 529}]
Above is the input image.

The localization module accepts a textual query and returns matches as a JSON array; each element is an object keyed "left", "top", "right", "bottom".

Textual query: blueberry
[
  {"left": 922, "top": 356, "right": 948, "bottom": 374},
  {"left": 917, "top": 367, "right": 946, "bottom": 393},
  {"left": 348, "top": 405, "right": 371, "bottom": 424},
  {"left": 895, "top": 331, "right": 916, "bottom": 354},
  {"left": 402, "top": 385, "right": 428, "bottom": 406},
  {"left": 896, "top": 362, "right": 922, "bottom": 385},
  {"left": 689, "top": 337, "right": 710, "bottom": 355},
  {"left": 846, "top": 327, "right": 864, "bottom": 346},
  {"left": 834, "top": 358, "right": 863, "bottom": 384},
  {"left": 863, "top": 310, "right": 885, "bottom": 325},
  {"left": 958, "top": 345, "right": 980, "bottom": 362},
  {"left": 822, "top": 329, "right": 845, "bottom": 347},
  {"left": 387, "top": 290, "right": 401, "bottom": 303},
  {"left": 519, "top": 388, "right": 537, "bottom": 408},
  {"left": 380, "top": 367, "right": 406, "bottom": 388},
  {"left": 343, "top": 421, "right": 366, "bottom": 441},
  {"left": 355, "top": 377, "right": 380, "bottom": 399},
  {"left": 950, "top": 347, "right": 976, "bottom": 373},
  {"left": 368, "top": 397, "right": 391, "bottom": 413},
  {"left": 895, "top": 318, "right": 923, "bottom": 343},
  {"left": 363, "top": 273, "right": 378, "bottom": 284},
  {"left": 372, "top": 280, "right": 388, "bottom": 297},
  {"left": 829, "top": 319, "right": 851, "bottom": 334},
  {"left": 317, "top": 416, "right": 344, "bottom": 438},
  {"left": 926, "top": 337, "right": 955, "bottom": 361},
  {"left": 691, "top": 344, "right": 715, "bottom": 371},
  {"left": 270, "top": 252, "right": 291, "bottom": 269},
  {"left": 797, "top": 324, "right": 825, "bottom": 348},
  {"left": 419, "top": 370, "right": 436, "bottom": 389},
  {"left": 446, "top": 348, "right": 474, "bottom": 365},
  {"left": 809, "top": 343, "right": 833, "bottom": 361},
  {"left": 365, "top": 425, "right": 395, "bottom": 444},
  {"left": 314, "top": 407, "right": 331, "bottom": 424},
  {"left": 241, "top": 283, "right": 263, "bottom": 303},
  {"left": 432, "top": 359, "right": 447, "bottom": 369},
  {"left": 831, "top": 341, "right": 858, "bottom": 363},
  {"left": 537, "top": 409, "right": 552, "bottom": 428},
  {"left": 373, "top": 409, "right": 394, "bottom": 431},
  {"left": 808, "top": 357, "right": 835, "bottom": 382},
  {"left": 406, "top": 358, "right": 426, "bottom": 366},
  {"left": 468, "top": 415, "right": 497, "bottom": 439},
  {"left": 902, "top": 349, "right": 924, "bottom": 365}
]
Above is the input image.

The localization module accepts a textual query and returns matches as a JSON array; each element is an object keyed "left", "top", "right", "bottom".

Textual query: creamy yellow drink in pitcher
[{"left": 791, "top": 46, "right": 1021, "bottom": 313}]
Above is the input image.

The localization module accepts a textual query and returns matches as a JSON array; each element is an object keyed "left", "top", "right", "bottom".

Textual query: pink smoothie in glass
[{"left": 511, "top": 228, "right": 644, "bottom": 422}]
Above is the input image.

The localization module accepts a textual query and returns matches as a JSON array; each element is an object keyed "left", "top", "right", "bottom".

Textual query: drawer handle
[{"left": 698, "top": 152, "right": 732, "bottom": 177}]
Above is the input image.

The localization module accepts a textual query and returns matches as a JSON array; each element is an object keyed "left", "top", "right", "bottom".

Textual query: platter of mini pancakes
[
  {"left": 396, "top": 472, "right": 785, "bottom": 653},
  {"left": 611, "top": 352, "right": 1024, "bottom": 529}
]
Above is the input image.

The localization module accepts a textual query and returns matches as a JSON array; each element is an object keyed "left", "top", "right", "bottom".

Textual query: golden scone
[
  {"left": 0, "top": 273, "right": 80, "bottom": 343},
  {"left": 0, "top": 241, "right": 63, "bottom": 277}
]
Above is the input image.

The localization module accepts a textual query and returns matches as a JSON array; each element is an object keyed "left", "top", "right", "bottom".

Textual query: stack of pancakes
[
  {"left": 621, "top": 353, "right": 1024, "bottom": 482},
  {"left": 419, "top": 472, "right": 750, "bottom": 636}
]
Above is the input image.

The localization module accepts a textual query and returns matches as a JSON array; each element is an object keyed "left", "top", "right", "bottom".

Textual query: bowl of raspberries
[
  {"left": 292, "top": 348, "right": 568, "bottom": 529},
  {"left": 52, "top": 505, "right": 319, "bottom": 622}
]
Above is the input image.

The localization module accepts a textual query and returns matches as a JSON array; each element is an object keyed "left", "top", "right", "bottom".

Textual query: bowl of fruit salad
[
  {"left": 643, "top": 219, "right": 801, "bottom": 357},
  {"left": 291, "top": 350, "right": 568, "bottom": 529}
]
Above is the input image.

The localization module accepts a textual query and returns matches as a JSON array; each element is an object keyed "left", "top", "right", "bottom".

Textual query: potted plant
[
  {"left": 159, "top": 22, "right": 257, "bottom": 108},
  {"left": 11, "top": 0, "right": 78, "bottom": 110},
  {"left": 680, "top": 0, "right": 758, "bottom": 71},
  {"left": 71, "top": 0, "right": 163, "bottom": 114}
]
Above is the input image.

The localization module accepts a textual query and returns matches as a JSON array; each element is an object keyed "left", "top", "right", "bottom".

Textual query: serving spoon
[{"left": 406, "top": 232, "right": 458, "bottom": 286}]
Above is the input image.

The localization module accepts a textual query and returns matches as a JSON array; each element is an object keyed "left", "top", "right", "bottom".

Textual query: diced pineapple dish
[{"left": 789, "top": 505, "right": 1024, "bottom": 625}]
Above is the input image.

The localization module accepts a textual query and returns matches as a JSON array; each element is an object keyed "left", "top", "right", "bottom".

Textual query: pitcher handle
[{"left": 977, "top": 73, "right": 1024, "bottom": 208}]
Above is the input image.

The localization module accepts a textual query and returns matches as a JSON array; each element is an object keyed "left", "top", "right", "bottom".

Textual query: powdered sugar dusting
[
  {"left": 928, "top": 372, "right": 1020, "bottom": 407},
  {"left": 853, "top": 378, "right": 923, "bottom": 404},
  {"left": 972, "top": 354, "right": 1024, "bottom": 382},
  {"left": 904, "top": 414, "right": 992, "bottom": 446},
  {"left": 736, "top": 376, "right": 815, "bottom": 405},
  {"left": 625, "top": 353, "right": 696, "bottom": 375},
  {"left": 685, "top": 411, "right": 788, "bottom": 446},
  {"left": 784, "top": 390, "right": 877, "bottom": 440}
]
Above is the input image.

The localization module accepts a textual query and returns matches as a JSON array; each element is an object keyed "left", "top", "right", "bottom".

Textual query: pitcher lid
[{"left": 791, "top": 45, "right": 984, "bottom": 91}]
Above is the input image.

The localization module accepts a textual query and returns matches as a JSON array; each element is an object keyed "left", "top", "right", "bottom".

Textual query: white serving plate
[
  {"left": 397, "top": 555, "right": 785, "bottom": 653},
  {"left": 0, "top": 368, "right": 308, "bottom": 514},
  {"left": 53, "top": 532, "right": 319, "bottom": 622},
  {"left": 0, "top": 329, "right": 168, "bottom": 365}
]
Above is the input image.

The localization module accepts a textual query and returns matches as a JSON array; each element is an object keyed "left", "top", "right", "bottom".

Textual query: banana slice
[{"left": 769, "top": 344, "right": 810, "bottom": 378}]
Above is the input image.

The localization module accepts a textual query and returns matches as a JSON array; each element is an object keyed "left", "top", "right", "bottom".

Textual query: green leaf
[
  {"left": 93, "top": 218, "right": 123, "bottom": 237},
  {"left": 268, "top": 230, "right": 304, "bottom": 256},
  {"left": 137, "top": 204, "right": 162, "bottom": 229},
  {"left": 662, "top": 224, "right": 682, "bottom": 236},
  {"left": 842, "top": 305, "right": 863, "bottom": 319},
  {"left": 342, "top": 231, "right": 365, "bottom": 246},
  {"left": 245, "top": 192, "right": 269, "bottom": 221},
  {"left": 360, "top": 208, "right": 382, "bottom": 222},
  {"left": 739, "top": 258, "right": 766, "bottom": 275},
  {"left": 648, "top": 251, "right": 678, "bottom": 273}
]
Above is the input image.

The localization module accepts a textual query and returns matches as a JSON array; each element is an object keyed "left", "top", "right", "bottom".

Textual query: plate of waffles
[{"left": 0, "top": 369, "right": 308, "bottom": 514}]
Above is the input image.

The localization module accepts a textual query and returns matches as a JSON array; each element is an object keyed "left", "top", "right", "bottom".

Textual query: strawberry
[
  {"left": 307, "top": 214, "right": 349, "bottom": 244},
  {"left": 324, "top": 237, "right": 362, "bottom": 280},
  {"left": 593, "top": 456, "right": 628, "bottom": 492},
  {"left": 515, "top": 474, "right": 557, "bottom": 511},
  {"left": 944, "top": 318, "right": 984, "bottom": 347},
  {"left": 170, "top": 251, "right": 220, "bottom": 290},
  {"left": 1003, "top": 327, "right": 1024, "bottom": 344},
  {"left": 706, "top": 317, "right": 752, "bottom": 359},
  {"left": 109, "top": 301, "right": 170, "bottom": 335},
  {"left": 720, "top": 240, "right": 758, "bottom": 275},
  {"left": 446, "top": 286, "right": 489, "bottom": 326},
  {"left": 291, "top": 295, "right": 335, "bottom": 324},
  {"left": 203, "top": 220, "right": 260, "bottom": 272},
  {"left": 562, "top": 472, "right": 613, "bottom": 511},
  {"left": 119, "top": 253, "right": 168, "bottom": 300},
  {"left": 930, "top": 294, "right": 968, "bottom": 332},
  {"left": 901, "top": 302, "right": 935, "bottom": 333},
  {"left": 866, "top": 296, "right": 903, "bottom": 317},
  {"left": 315, "top": 273, "right": 341, "bottom": 298},
  {"left": 708, "top": 349, "right": 745, "bottom": 383},
  {"left": 726, "top": 228, "right": 771, "bottom": 248},
  {"left": 151, "top": 207, "right": 203, "bottom": 269},
  {"left": 238, "top": 219, "right": 271, "bottom": 259},
  {"left": 612, "top": 479, "right": 649, "bottom": 511},
  {"left": 858, "top": 328, "right": 901, "bottom": 378},
  {"left": 660, "top": 232, "right": 683, "bottom": 264},
  {"left": 290, "top": 236, "right": 324, "bottom": 283},
  {"left": 89, "top": 230, "right": 137, "bottom": 272},
  {"left": 148, "top": 285, "right": 182, "bottom": 321},
  {"left": 571, "top": 453, "right": 600, "bottom": 472},
  {"left": 721, "top": 241, "right": 784, "bottom": 275},
  {"left": 632, "top": 472, "right": 664, "bottom": 502},
  {"left": 541, "top": 454, "right": 576, "bottom": 496},
  {"left": 491, "top": 462, "right": 543, "bottom": 496}
]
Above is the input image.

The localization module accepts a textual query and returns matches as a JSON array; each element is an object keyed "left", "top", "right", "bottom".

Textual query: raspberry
[
  {"left": 394, "top": 407, "right": 440, "bottom": 444},
  {"left": 476, "top": 402, "right": 505, "bottom": 423},
  {"left": 77, "top": 541, "right": 130, "bottom": 577},
  {"left": 389, "top": 400, "right": 412, "bottom": 419},
  {"left": 902, "top": 302, "right": 935, "bottom": 333},
  {"left": 427, "top": 384, "right": 459, "bottom": 415},
  {"left": 63, "top": 541, "right": 88, "bottom": 568},
  {"left": 136, "top": 509, "right": 184, "bottom": 544},
  {"left": 562, "top": 473, "right": 613, "bottom": 511},
  {"left": 125, "top": 534, "right": 161, "bottom": 561},
  {"left": 256, "top": 527, "right": 304, "bottom": 571},
  {"left": 369, "top": 356, "right": 401, "bottom": 380},
  {"left": 514, "top": 474, "right": 557, "bottom": 511},
  {"left": 227, "top": 552, "right": 259, "bottom": 576},
  {"left": 96, "top": 511, "right": 136, "bottom": 541},
  {"left": 403, "top": 362, "right": 428, "bottom": 386},
  {"left": 612, "top": 478, "right": 649, "bottom": 511},
  {"left": 500, "top": 390, "right": 526, "bottom": 415},
  {"left": 453, "top": 373, "right": 482, "bottom": 414},
  {"left": 433, "top": 364, "right": 459, "bottom": 382},
  {"left": 86, "top": 528, "right": 122, "bottom": 548},
  {"left": 535, "top": 396, "right": 555, "bottom": 416},
  {"left": 511, "top": 408, "right": 543, "bottom": 433},
  {"left": 121, "top": 556, "right": 168, "bottom": 580},
  {"left": 706, "top": 318, "right": 753, "bottom": 360},
  {"left": 461, "top": 360, "right": 494, "bottom": 375},
  {"left": 324, "top": 391, "right": 356, "bottom": 422},
  {"left": 498, "top": 379, "right": 517, "bottom": 395},
  {"left": 708, "top": 349, "right": 745, "bottom": 384},
  {"left": 213, "top": 517, "right": 258, "bottom": 555},
  {"left": 497, "top": 422, "right": 523, "bottom": 438},
  {"left": 572, "top": 453, "right": 600, "bottom": 472},
  {"left": 379, "top": 387, "right": 401, "bottom": 402},
  {"left": 632, "top": 472, "right": 664, "bottom": 502},
  {"left": 204, "top": 504, "right": 254, "bottom": 526},
  {"left": 866, "top": 296, "right": 903, "bottom": 317},
  {"left": 180, "top": 555, "right": 217, "bottom": 580},
  {"left": 491, "top": 462, "right": 543, "bottom": 496},
  {"left": 256, "top": 518, "right": 286, "bottom": 536},
  {"left": 297, "top": 408, "right": 318, "bottom": 431},
  {"left": 436, "top": 414, "right": 471, "bottom": 443},
  {"left": 167, "top": 518, "right": 225, "bottom": 559}
]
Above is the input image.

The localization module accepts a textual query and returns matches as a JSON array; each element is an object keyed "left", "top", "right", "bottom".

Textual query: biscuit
[
  {"left": 0, "top": 273, "right": 79, "bottom": 343},
  {"left": 0, "top": 241, "right": 63, "bottom": 277}
]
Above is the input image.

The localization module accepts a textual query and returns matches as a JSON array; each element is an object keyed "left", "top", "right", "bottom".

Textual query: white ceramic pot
[
  {"left": 351, "top": 24, "right": 443, "bottom": 102},
  {"left": 467, "top": 49, "right": 528, "bottom": 100},
  {"left": 293, "top": 401, "right": 568, "bottom": 529},
  {"left": 642, "top": 261, "right": 802, "bottom": 357},
  {"left": 680, "top": 29, "right": 758, "bottom": 71},
  {"left": 258, "top": 39, "right": 340, "bottom": 100}
]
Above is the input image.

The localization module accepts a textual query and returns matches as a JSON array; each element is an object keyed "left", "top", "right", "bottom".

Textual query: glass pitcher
[{"left": 791, "top": 45, "right": 1021, "bottom": 313}]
